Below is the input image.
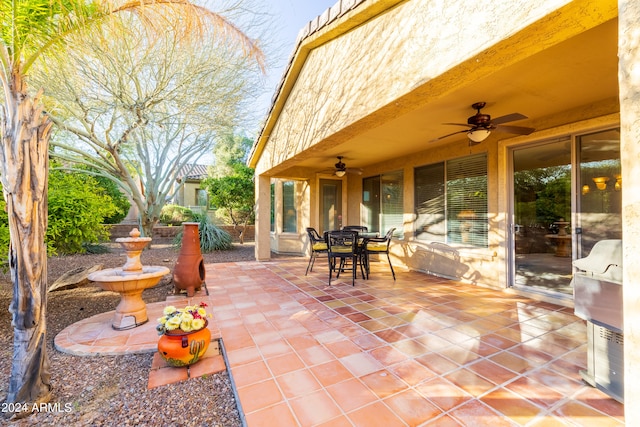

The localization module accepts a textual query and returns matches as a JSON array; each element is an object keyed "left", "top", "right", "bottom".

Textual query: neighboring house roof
[{"left": 176, "top": 164, "right": 210, "bottom": 181}]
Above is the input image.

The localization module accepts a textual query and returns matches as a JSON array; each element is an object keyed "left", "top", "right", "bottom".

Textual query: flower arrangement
[{"left": 157, "top": 302, "right": 210, "bottom": 335}]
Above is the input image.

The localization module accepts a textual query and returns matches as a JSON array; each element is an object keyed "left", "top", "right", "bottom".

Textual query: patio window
[
  {"left": 196, "top": 188, "right": 208, "bottom": 208},
  {"left": 270, "top": 183, "right": 275, "bottom": 232},
  {"left": 282, "top": 181, "right": 297, "bottom": 233},
  {"left": 415, "top": 153, "right": 488, "bottom": 247},
  {"left": 362, "top": 170, "right": 403, "bottom": 237}
]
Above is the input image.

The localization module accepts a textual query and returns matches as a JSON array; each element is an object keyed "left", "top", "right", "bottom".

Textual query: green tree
[
  {"left": 203, "top": 162, "right": 255, "bottom": 243},
  {"left": 40, "top": 14, "right": 264, "bottom": 239},
  {"left": 211, "top": 134, "right": 254, "bottom": 178},
  {"left": 0, "top": 0, "right": 260, "bottom": 410}
]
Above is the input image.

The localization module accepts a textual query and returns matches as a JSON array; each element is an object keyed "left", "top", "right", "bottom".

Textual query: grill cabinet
[{"left": 572, "top": 239, "right": 623, "bottom": 403}]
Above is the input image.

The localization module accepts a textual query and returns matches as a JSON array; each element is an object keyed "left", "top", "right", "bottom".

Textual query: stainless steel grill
[{"left": 572, "top": 239, "right": 623, "bottom": 403}]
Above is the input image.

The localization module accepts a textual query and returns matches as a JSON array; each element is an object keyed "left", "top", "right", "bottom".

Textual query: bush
[
  {"left": 0, "top": 198, "right": 9, "bottom": 270},
  {"left": 47, "top": 170, "right": 118, "bottom": 254},
  {"left": 92, "top": 175, "right": 131, "bottom": 224},
  {"left": 173, "top": 213, "right": 232, "bottom": 252},
  {"left": 160, "top": 205, "right": 194, "bottom": 225},
  {"left": 0, "top": 170, "right": 120, "bottom": 258}
]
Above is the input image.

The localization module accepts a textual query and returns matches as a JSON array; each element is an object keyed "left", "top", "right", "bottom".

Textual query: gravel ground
[{"left": 0, "top": 239, "right": 256, "bottom": 426}]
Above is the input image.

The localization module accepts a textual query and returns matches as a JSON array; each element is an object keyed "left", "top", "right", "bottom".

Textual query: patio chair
[
  {"left": 342, "top": 225, "right": 368, "bottom": 232},
  {"left": 365, "top": 227, "right": 396, "bottom": 280},
  {"left": 326, "top": 230, "right": 363, "bottom": 286},
  {"left": 305, "top": 227, "right": 328, "bottom": 275}
]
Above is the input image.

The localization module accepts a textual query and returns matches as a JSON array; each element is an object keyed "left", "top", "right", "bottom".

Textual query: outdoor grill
[{"left": 572, "top": 239, "right": 623, "bottom": 403}]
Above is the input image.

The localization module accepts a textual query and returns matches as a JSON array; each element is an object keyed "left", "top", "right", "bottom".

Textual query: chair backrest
[
  {"left": 342, "top": 225, "right": 368, "bottom": 232},
  {"left": 327, "top": 230, "right": 358, "bottom": 254},
  {"left": 306, "top": 227, "right": 323, "bottom": 243},
  {"left": 384, "top": 228, "right": 396, "bottom": 240}
]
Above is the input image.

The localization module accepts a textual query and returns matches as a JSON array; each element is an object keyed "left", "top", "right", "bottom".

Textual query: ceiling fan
[
  {"left": 327, "top": 156, "right": 362, "bottom": 177},
  {"left": 432, "top": 102, "right": 535, "bottom": 144}
]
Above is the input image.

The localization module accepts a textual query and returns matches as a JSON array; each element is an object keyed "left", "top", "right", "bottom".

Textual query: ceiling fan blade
[
  {"left": 491, "top": 113, "right": 528, "bottom": 125},
  {"left": 346, "top": 168, "right": 363, "bottom": 175},
  {"left": 442, "top": 122, "right": 473, "bottom": 128},
  {"left": 494, "top": 124, "right": 535, "bottom": 135},
  {"left": 429, "top": 129, "right": 468, "bottom": 142}
]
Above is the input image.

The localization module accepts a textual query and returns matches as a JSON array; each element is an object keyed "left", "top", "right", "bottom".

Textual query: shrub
[
  {"left": 160, "top": 204, "right": 194, "bottom": 225},
  {"left": 92, "top": 175, "right": 131, "bottom": 224},
  {"left": 47, "top": 170, "right": 118, "bottom": 254},
  {"left": 173, "top": 213, "right": 232, "bottom": 252},
  {"left": 0, "top": 171, "right": 120, "bottom": 258},
  {"left": 0, "top": 197, "right": 9, "bottom": 271}
]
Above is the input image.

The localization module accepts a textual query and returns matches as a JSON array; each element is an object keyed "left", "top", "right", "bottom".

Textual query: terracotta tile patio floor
[{"left": 56, "top": 257, "right": 625, "bottom": 426}]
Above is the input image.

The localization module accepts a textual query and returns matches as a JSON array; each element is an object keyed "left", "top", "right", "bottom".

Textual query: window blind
[{"left": 446, "top": 154, "right": 488, "bottom": 247}]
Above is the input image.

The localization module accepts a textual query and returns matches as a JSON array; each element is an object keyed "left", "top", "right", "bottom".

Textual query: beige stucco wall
[
  {"left": 619, "top": 0, "right": 640, "bottom": 417},
  {"left": 254, "top": 0, "right": 579, "bottom": 175}
]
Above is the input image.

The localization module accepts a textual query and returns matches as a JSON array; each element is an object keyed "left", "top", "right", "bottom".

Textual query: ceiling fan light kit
[
  {"left": 468, "top": 128, "right": 491, "bottom": 143},
  {"left": 328, "top": 156, "right": 362, "bottom": 177},
  {"left": 433, "top": 101, "right": 535, "bottom": 143},
  {"left": 334, "top": 156, "right": 347, "bottom": 176}
]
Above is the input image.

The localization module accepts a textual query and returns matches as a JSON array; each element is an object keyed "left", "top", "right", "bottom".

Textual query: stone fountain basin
[
  {"left": 89, "top": 266, "right": 170, "bottom": 292},
  {"left": 88, "top": 265, "right": 171, "bottom": 330}
]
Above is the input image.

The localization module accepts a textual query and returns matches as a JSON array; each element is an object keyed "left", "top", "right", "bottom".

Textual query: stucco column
[
  {"left": 255, "top": 174, "right": 271, "bottom": 261},
  {"left": 619, "top": 0, "right": 640, "bottom": 421}
]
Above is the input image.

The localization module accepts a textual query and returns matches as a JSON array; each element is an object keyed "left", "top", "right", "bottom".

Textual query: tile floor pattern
[
  {"left": 55, "top": 257, "right": 625, "bottom": 426},
  {"left": 207, "top": 258, "right": 623, "bottom": 427}
]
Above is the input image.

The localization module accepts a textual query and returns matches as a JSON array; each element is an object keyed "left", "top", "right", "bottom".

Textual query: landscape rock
[{"left": 48, "top": 264, "right": 104, "bottom": 292}]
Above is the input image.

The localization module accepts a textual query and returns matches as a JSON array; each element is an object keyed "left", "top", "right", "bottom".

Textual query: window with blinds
[
  {"left": 414, "top": 153, "right": 488, "bottom": 247},
  {"left": 362, "top": 171, "right": 403, "bottom": 237},
  {"left": 282, "top": 181, "right": 297, "bottom": 233},
  {"left": 415, "top": 163, "right": 445, "bottom": 241}
]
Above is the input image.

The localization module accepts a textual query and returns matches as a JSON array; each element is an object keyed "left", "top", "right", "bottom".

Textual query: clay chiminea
[{"left": 173, "top": 222, "right": 206, "bottom": 296}]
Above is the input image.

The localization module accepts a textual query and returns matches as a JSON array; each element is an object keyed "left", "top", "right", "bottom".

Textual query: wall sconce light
[
  {"left": 592, "top": 176, "right": 609, "bottom": 191},
  {"left": 614, "top": 174, "right": 621, "bottom": 191},
  {"left": 467, "top": 129, "right": 491, "bottom": 143},
  {"left": 581, "top": 185, "right": 590, "bottom": 195}
]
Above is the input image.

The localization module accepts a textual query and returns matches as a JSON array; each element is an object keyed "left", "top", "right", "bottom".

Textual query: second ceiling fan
[
  {"left": 331, "top": 156, "right": 362, "bottom": 177},
  {"left": 432, "top": 102, "right": 535, "bottom": 144}
]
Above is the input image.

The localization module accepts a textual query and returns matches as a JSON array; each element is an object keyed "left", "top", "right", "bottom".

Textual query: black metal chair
[
  {"left": 305, "top": 227, "right": 328, "bottom": 275},
  {"left": 326, "top": 230, "right": 363, "bottom": 286},
  {"left": 365, "top": 228, "right": 396, "bottom": 280},
  {"left": 342, "top": 225, "right": 368, "bottom": 233}
]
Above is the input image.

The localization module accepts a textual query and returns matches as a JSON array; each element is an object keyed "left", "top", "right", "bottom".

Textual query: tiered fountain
[{"left": 88, "top": 228, "right": 170, "bottom": 330}]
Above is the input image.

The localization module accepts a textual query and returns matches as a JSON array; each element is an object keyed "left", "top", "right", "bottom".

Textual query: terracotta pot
[
  {"left": 157, "top": 320, "right": 211, "bottom": 367},
  {"left": 173, "top": 222, "right": 205, "bottom": 297}
]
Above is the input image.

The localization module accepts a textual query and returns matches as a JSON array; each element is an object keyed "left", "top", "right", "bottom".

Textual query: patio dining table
[{"left": 330, "top": 229, "right": 379, "bottom": 279}]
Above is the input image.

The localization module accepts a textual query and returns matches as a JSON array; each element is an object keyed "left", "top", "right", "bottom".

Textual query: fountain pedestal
[{"left": 88, "top": 228, "right": 170, "bottom": 330}]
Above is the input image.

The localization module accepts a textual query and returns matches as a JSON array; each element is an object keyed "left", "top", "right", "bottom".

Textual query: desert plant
[{"left": 174, "top": 213, "right": 232, "bottom": 252}]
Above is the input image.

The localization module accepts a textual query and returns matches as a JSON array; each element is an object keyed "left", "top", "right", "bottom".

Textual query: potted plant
[{"left": 157, "top": 302, "right": 211, "bottom": 367}]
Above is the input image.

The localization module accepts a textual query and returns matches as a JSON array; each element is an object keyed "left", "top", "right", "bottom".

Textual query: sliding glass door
[
  {"left": 510, "top": 128, "right": 620, "bottom": 297},
  {"left": 512, "top": 138, "right": 573, "bottom": 295}
]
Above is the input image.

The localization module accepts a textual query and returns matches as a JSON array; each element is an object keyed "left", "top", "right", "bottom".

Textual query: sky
[{"left": 251, "top": 0, "right": 337, "bottom": 134}]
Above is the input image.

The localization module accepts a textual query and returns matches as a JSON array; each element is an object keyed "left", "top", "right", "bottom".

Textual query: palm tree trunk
[{"left": 1, "top": 71, "right": 52, "bottom": 407}]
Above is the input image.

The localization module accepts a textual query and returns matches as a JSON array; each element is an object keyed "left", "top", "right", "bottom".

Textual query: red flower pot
[{"left": 173, "top": 222, "right": 205, "bottom": 297}]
